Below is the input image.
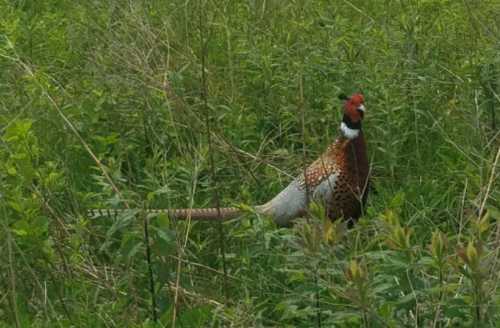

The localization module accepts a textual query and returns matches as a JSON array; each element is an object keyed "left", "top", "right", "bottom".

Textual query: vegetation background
[{"left": 1, "top": 0, "right": 499, "bottom": 327}]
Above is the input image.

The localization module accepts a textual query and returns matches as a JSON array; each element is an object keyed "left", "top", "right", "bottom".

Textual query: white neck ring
[{"left": 340, "top": 122, "right": 360, "bottom": 139}]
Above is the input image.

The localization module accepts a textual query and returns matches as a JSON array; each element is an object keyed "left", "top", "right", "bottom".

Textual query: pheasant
[{"left": 89, "top": 93, "right": 369, "bottom": 227}]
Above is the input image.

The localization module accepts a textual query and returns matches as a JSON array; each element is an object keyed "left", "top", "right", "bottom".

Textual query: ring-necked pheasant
[{"left": 89, "top": 93, "right": 369, "bottom": 227}]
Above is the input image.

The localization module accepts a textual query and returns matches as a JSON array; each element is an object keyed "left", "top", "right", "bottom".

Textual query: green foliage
[{"left": 1, "top": 0, "right": 500, "bottom": 327}]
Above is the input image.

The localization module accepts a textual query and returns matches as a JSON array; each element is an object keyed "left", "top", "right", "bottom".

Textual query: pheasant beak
[{"left": 357, "top": 104, "right": 366, "bottom": 118}]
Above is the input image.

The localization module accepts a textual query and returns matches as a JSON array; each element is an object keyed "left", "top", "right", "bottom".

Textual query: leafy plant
[{"left": 1, "top": 0, "right": 499, "bottom": 327}]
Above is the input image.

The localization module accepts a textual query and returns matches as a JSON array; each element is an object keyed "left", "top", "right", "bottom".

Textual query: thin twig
[
  {"left": 478, "top": 145, "right": 500, "bottom": 219},
  {"left": 299, "top": 74, "right": 311, "bottom": 214},
  {"left": 298, "top": 73, "right": 321, "bottom": 328},
  {"left": 172, "top": 149, "right": 201, "bottom": 327},
  {"left": 6, "top": 220, "right": 21, "bottom": 328},
  {"left": 143, "top": 211, "right": 157, "bottom": 322},
  {"left": 167, "top": 255, "right": 243, "bottom": 282},
  {"left": 198, "top": 0, "right": 229, "bottom": 303}
]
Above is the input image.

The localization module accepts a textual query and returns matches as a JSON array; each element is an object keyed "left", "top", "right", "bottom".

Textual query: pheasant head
[{"left": 339, "top": 93, "right": 366, "bottom": 139}]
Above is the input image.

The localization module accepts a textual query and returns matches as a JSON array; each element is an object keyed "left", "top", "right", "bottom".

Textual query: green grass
[{"left": 1, "top": 0, "right": 499, "bottom": 327}]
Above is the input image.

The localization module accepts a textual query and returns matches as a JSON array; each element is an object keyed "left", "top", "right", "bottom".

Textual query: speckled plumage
[{"left": 255, "top": 130, "right": 369, "bottom": 226}]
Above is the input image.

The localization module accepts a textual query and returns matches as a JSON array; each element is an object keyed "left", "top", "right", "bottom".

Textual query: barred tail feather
[{"left": 88, "top": 207, "right": 242, "bottom": 221}]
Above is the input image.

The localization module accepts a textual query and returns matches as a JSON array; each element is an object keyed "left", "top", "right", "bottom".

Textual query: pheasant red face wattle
[{"left": 343, "top": 93, "right": 366, "bottom": 123}]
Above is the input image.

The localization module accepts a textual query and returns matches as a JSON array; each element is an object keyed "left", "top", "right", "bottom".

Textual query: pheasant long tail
[{"left": 88, "top": 207, "right": 242, "bottom": 221}]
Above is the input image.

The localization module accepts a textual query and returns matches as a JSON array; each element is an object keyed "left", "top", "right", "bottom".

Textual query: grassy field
[{"left": 1, "top": 0, "right": 500, "bottom": 327}]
